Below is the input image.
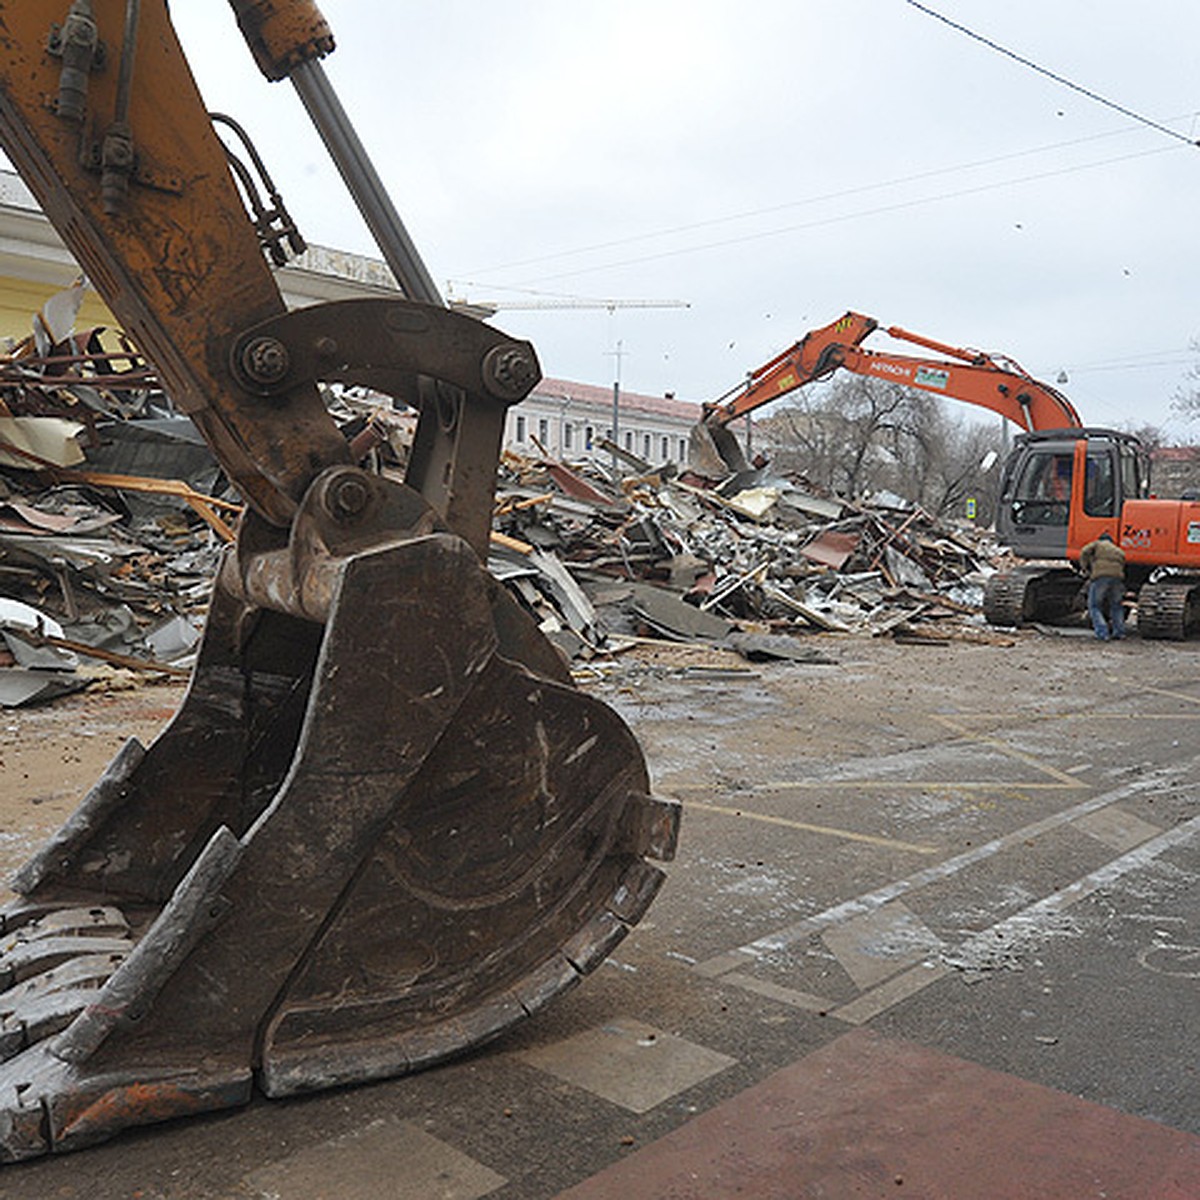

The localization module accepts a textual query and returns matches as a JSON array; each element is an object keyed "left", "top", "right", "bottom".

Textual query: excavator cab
[
  {"left": 994, "top": 429, "right": 1150, "bottom": 560},
  {"left": 984, "top": 428, "right": 1151, "bottom": 626},
  {"left": 0, "top": 0, "right": 679, "bottom": 1159},
  {"left": 994, "top": 433, "right": 1077, "bottom": 557}
]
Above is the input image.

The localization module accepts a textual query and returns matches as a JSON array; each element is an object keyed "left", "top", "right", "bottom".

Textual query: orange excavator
[
  {"left": 0, "top": 0, "right": 679, "bottom": 1159},
  {"left": 693, "top": 312, "right": 1200, "bottom": 639}
]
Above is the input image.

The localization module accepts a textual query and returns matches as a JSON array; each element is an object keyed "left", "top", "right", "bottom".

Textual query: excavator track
[
  {"left": 1136, "top": 577, "right": 1200, "bottom": 640},
  {"left": 983, "top": 570, "right": 1035, "bottom": 626},
  {"left": 983, "top": 565, "right": 1084, "bottom": 628}
]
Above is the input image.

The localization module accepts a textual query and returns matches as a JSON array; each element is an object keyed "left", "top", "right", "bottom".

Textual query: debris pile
[
  {"left": 490, "top": 449, "right": 1009, "bottom": 666},
  {"left": 0, "top": 294, "right": 1013, "bottom": 706}
]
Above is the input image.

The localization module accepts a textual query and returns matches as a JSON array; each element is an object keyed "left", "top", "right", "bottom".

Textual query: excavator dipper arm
[{"left": 0, "top": 0, "right": 679, "bottom": 1158}]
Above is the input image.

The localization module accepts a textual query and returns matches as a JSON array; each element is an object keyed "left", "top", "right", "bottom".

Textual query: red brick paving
[{"left": 558, "top": 1028, "right": 1200, "bottom": 1199}]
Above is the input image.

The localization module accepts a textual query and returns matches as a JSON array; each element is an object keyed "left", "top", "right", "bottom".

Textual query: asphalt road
[{"left": 1, "top": 629, "right": 1197, "bottom": 1198}]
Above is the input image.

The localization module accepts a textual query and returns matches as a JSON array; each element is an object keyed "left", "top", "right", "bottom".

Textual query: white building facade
[{"left": 509, "top": 378, "right": 699, "bottom": 467}]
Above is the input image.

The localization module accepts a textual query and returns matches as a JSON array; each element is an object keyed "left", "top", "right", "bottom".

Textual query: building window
[
  {"left": 679, "top": 437, "right": 688, "bottom": 462},
  {"left": 515, "top": 415, "right": 526, "bottom": 443},
  {"left": 661, "top": 436, "right": 670, "bottom": 460},
  {"left": 585, "top": 425, "right": 594, "bottom": 450},
  {"left": 538, "top": 417, "right": 549, "bottom": 446},
  {"left": 624, "top": 430, "right": 634, "bottom": 452},
  {"left": 563, "top": 422, "right": 574, "bottom": 451},
  {"left": 643, "top": 433, "right": 652, "bottom": 460}
]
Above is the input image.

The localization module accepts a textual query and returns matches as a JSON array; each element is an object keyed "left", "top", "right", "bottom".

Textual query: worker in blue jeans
[{"left": 1079, "top": 531, "right": 1127, "bottom": 641}]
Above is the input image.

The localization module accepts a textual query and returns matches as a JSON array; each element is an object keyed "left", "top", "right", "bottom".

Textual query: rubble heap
[
  {"left": 492, "top": 447, "right": 1006, "bottom": 663},
  {"left": 0, "top": 308, "right": 1011, "bottom": 706}
]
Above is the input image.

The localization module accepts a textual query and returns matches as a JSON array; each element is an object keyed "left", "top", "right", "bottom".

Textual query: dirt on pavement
[{"left": 2, "top": 625, "right": 1191, "bottom": 886}]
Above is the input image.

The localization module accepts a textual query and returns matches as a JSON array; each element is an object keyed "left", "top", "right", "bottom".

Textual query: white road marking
[
  {"left": 705, "top": 805, "right": 1200, "bottom": 1025},
  {"left": 695, "top": 773, "right": 1171, "bottom": 976}
]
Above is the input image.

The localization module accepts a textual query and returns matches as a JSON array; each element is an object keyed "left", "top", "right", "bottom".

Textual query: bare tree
[
  {"left": 761, "top": 376, "right": 930, "bottom": 497},
  {"left": 759, "top": 376, "right": 1004, "bottom": 521},
  {"left": 1172, "top": 338, "right": 1200, "bottom": 423}
]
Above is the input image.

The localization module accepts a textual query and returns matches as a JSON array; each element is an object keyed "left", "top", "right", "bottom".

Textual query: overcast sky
[{"left": 169, "top": 1, "right": 1200, "bottom": 438}]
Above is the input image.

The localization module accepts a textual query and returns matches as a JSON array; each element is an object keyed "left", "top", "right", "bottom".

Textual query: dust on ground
[
  {"left": 0, "top": 679, "right": 186, "bottom": 880},
  {"left": 2, "top": 628, "right": 1195, "bottom": 885}
]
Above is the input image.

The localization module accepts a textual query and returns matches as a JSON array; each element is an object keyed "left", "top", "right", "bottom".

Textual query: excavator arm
[
  {"left": 0, "top": 0, "right": 679, "bottom": 1159},
  {"left": 0, "top": 0, "right": 350, "bottom": 526},
  {"left": 692, "top": 310, "right": 1082, "bottom": 476}
]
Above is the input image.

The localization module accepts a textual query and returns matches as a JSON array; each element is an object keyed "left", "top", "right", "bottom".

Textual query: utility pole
[{"left": 606, "top": 339, "right": 627, "bottom": 476}]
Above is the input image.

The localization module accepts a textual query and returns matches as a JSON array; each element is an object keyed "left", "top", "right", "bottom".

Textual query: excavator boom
[
  {"left": 692, "top": 311, "right": 1081, "bottom": 476},
  {"left": 0, "top": 0, "right": 678, "bottom": 1159}
]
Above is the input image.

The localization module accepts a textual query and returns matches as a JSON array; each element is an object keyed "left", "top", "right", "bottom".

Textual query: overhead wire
[
  {"left": 456, "top": 6, "right": 1199, "bottom": 340},
  {"left": 466, "top": 120, "right": 1194, "bottom": 279},
  {"left": 1062, "top": 353, "right": 1196, "bottom": 375},
  {"left": 511, "top": 143, "right": 1180, "bottom": 287},
  {"left": 904, "top": 1, "right": 1200, "bottom": 148}
]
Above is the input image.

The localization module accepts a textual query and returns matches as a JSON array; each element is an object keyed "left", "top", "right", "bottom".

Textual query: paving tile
[
  {"left": 1074, "top": 804, "right": 1162, "bottom": 852},
  {"left": 518, "top": 1016, "right": 736, "bottom": 1114},
  {"left": 822, "top": 899, "right": 943, "bottom": 989},
  {"left": 239, "top": 1117, "right": 505, "bottom": 1200}
]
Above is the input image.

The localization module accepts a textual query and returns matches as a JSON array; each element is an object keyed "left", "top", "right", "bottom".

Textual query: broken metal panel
[
  {"left": 541, "top": 460, "right": 618, "bottom": 508},
  {"left": 0, "top": 669, "right": 86, "bottom": 708},
  {"left": 800, "top": 530, "right": 860, "bottom": 570},
  {"left": 77, "top": 420, "right": 223, "bottom": 518},
  {"left": 883, "top": 544, "right": 934, "bottom": 590},
  {"left": 630, "top": 584, "right": 733, "bottom": 643}
]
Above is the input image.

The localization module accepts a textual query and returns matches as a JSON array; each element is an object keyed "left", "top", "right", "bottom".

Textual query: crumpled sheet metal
[{"left": 800, "top": 530, "right": 860, "bottom": 571}]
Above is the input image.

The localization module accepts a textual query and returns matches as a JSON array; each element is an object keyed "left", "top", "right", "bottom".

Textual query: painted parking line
[
  {"left": 1127, "top": 682, "right": 1200, "bottom": 706},
  {"left": 699, "top": 797, "right": 1200, "bottom": 1028},
  {"left": 674, "top": 703, "right": 1101, "bottom": 802},
  {"left": 951, "top": 711, "right": 1200, "bottom": 721},
  {"left": 942, "top": 811, "right": 1200, "bottom": 969},
  {"left": 681, "top": 798, "right": 939, "bottom": 854},
  {"left": 929, "top": 713, "right": 1091, "bottom": 787},
  {"left": 693, "top": 772, "right": 1172, "bottom": 978}
]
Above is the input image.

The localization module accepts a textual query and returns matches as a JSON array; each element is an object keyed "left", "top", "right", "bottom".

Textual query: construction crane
[{"left": 446, "top": 289, "right": 689, "bottom": 320}]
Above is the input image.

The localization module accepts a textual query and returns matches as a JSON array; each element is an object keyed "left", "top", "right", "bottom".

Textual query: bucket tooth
[{"left": 608, "top": 858, "right": 670, "bottom": 927}]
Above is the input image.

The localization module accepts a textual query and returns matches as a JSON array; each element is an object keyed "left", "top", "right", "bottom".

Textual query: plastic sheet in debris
[
  {"left": 0, "top": 597, "right": 78, "bottom": 669},
  {"left": 0, "top": 416, "right": 86, "bottom": 468},
  {"left": 0, "top": 597, "right": 86, "bottom": 707}
]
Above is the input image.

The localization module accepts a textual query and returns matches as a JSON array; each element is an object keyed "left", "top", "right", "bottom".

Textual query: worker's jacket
[{"left": 1080, "top": 537, "right": 1126, "bottom": 580}]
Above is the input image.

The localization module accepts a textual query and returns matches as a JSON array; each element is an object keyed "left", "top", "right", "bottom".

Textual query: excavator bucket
[
  {"left": 688, "top": 417, "right": 751, "bottom": 478},
  {"left": 0, "top": 463, "right": 679, "bottom": 1159},
  {"left": 0, "top": 0, "right": 679, "bottom": 1158}
]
